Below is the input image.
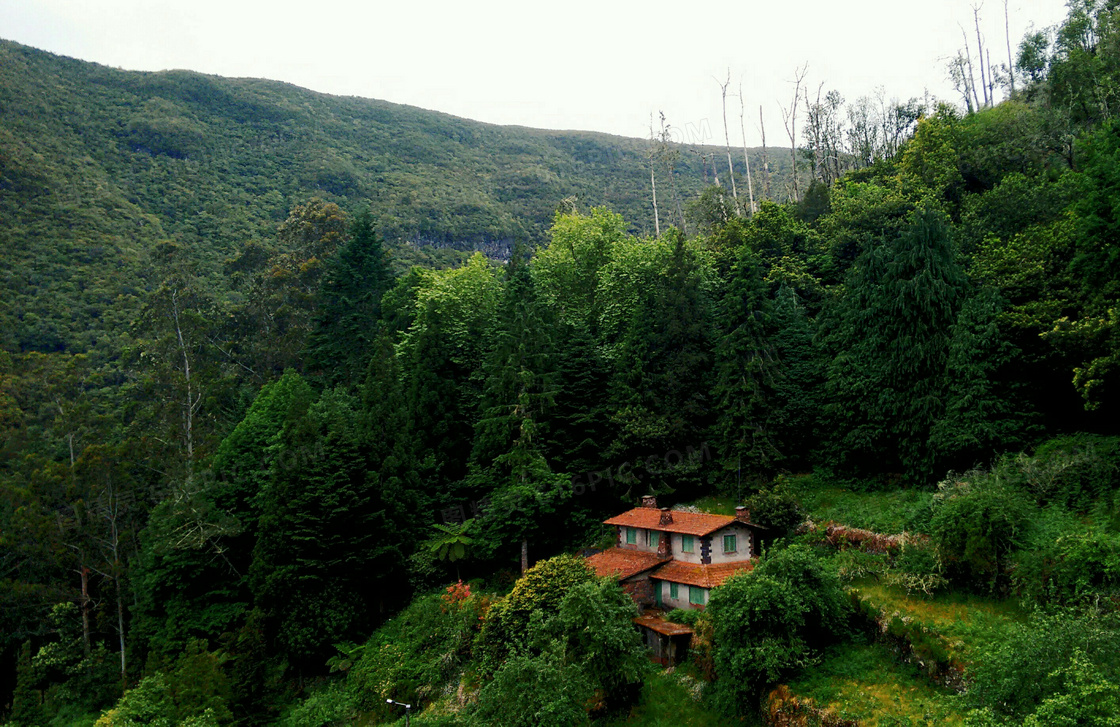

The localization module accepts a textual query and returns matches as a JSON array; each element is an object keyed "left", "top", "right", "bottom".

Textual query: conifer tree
[
  {"left": 250, "top": 390, "right": 404, "bottom": 669},
  {"left": 931, "top": 288, "right": 1034, "bottom": 470},
  {"left": 469, "top": 245, "right": 570, "bottom": 563},
  {"left": 711, "top": 245, "right": 779, "bottom": 477},
  {"left": 823, "top": 207, "right": 967, "bottom": 479},
  {"left": 768, "top": 285, "right": 823, "bottom": 470},
  {"left": 305, "top": 210, "right": 393, "bottom": 384}
]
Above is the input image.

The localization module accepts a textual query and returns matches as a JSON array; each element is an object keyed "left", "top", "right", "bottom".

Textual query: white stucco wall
[
  {"left": 708, "top": 525, "right": 753, "bottom": 563},
  {"left": 656, "top": 579, "right": 708, "bottom": 610}
]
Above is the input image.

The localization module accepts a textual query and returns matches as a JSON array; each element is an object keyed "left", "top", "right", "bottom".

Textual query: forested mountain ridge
[
  {"left": 0, "top": 38, "right": 767, "bottom": 355},
  {"left": 4, "top": 1, "right": 1120, "bottom": 724}
]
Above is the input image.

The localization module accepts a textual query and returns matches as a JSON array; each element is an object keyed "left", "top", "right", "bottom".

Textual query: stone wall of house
[{"left": 622, "top": 574, "right": 656, "bottom": 608}]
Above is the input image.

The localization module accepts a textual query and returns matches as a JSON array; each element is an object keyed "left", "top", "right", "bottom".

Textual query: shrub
[
  {"left": 94, "top": 673, "right": 220, "bottom": 727},
  {"left": 929, "top": 472, "right": 1032, "bottom": 591},
  {"left": 707, "top": 544, "right": 851, "bottom": 714},
  {"left": 473, "top": 555, "right": 594, "bottom": 674},
  {"left": 1013, "top": 526, "right": 1120, "bottom": 604},
  {"left": 347, "top": 591, "right": 487, "bottom": 717},
  {"left": 471, "top": 648, "right": 592, "bottom": 727},
  {"left": 665, "top": 608, "right": 700, "bottom": 627},
  {"left": 743, "top": 476, "right": 806, "bottom": 536},
  {"left": 965, "top": 609, "right": 1120, "bottom": 721}
]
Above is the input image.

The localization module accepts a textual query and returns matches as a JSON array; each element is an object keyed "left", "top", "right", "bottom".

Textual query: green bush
[
  {"left": 471, "top": 648, "right": 592, "bottom": 727},
  {"left": 965, "top": 609, "right": 1120, "bottom": 721},
  {"left": 929, "top": 472, "right": 1033, "bottom": 591},
  {"left": 1013, "top": 525, "right": 1120, "bottom": 604},
  {"left": 474, "top": 555, "right": 594, "bottom": 674},
  {"left": 707, "top": 544, "right": 851, "bottom": 713},
  {"left": 665, "top": 609, "right": 700, "bottom": 627},
  {"left": 743, "top": 476, "right": 806, "bottom": 536},
  {"left": 1026, "top": 434, "right": 1120, "bottom": 509},
  {"left": 347, "top": 590, "right": 487, "bottom": 717}
]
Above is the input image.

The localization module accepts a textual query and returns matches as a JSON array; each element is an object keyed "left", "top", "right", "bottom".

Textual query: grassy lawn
[
  {"left": 604, "top": 668, "right": 759, "bottom": 727},
  {"left": 789, "top": 474, "right": 935, "bottom": 534},
  {"left": 785, "top": 638, "right": 965, "bottom": 726},
  {"left": 851, "top": 579, "right": 1027, "bottom": 659}
]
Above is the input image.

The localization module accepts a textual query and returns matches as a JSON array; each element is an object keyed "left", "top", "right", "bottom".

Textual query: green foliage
[
  {"left": 277, "top": 680, "right": 351, "bottom": 727},
  {"left": 429, "top": 519, "right": 475, "bottom": 563},
  {"left": 822, "top": 206, "right": 967, "bottom": 479},
  {"left": 346, "top": 590, "right": 489, "bottom": 716},
  {"left": 471, "top": 647, "right": 593, "bottom": 727},
  {"left": 929, "top": 472, "right": 1033, "bottom": 590},
  {"left": 742, "top": 476, "right": 806, "bottom": 537},
  {"left": 94, "top": 667, "right": 225, "bottom": 727},
  {"left": 665, "top": 609, "right": 700, "bottom": 627},
  {"left": 965, "top": 609, "right": 1120, "bottom": 722},
  {"left": 1013, "top": 525, "right": 1120, "bottom": 604},
  {"left": 474, "top": 555, "right": 594, "bottom": 673},
  {"left": 250, "top": 388, "right": 407, "bottom": 667},
  {"left": 707, "top": 544, "right": 851, "bottom": 712}
]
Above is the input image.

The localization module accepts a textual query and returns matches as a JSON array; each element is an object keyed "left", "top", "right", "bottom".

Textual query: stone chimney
[
  {"left": 735, "top": 506, "right": 751, "bottom": 523},
  {"left": 641, "top": 495, "right": 658, "bottom": 509},
  {"left": 659, "top": 507, "right": 673, "bottom": 526}
]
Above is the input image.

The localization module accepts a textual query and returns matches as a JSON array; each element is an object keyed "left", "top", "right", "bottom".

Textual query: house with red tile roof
[{"left": 586, "top": 495, "right": 764, "bottom": 612}]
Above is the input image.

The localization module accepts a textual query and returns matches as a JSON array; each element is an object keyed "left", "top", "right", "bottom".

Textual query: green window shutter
[
  {"left": 626, "top": 528, "right": 636, "bottom": 544},
  {"left": 669, "top": 582, "right": 679, "bottom": 599},
  {"left": 682, "top": 535, "right": 694, "bottom": 553},
  {"left": 689, "top": 586, "right": 704, "bottom": 605},
  {"left": 647, "top": 529, "right": 658, "bottom": 547},
  {"left": 724, "top": 534, "right": 736, "bottom": 553}
]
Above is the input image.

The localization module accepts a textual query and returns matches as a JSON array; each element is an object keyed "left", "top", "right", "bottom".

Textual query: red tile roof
[
  {"left": 633, "top": 614, "right": 695, "bottom": 636},
  {"left": 604, "top": 507, "right": 751, "bottom": 536},
  {"left": 651, "top": 559, "right": 755, "bottom": 589},
  {"left": 585, "top": 547, "right": 669, "bottom": 580}
]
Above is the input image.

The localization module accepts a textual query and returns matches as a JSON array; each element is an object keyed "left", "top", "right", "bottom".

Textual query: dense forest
[{"left": 3, "top": 0, "right": 1120, "bottom": 725}]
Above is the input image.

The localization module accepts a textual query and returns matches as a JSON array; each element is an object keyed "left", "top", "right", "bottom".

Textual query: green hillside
[{"left": 0, "top": 39, "right": 785, "bottom": 354}]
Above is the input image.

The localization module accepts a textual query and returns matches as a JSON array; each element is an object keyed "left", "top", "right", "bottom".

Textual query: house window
[
  {"left": 681, "top": 535, "right": 694, "bottom": 553},
  {"left": 669, "top": 582, "right": 679, "bottom": 600},
  {"left": 626, "top": 528, "right": 637, "bottom": 544},
  {"left": 647, "top": 529, "right": 658, "bottom": 548},
  {"left": 723, "top": 534, "right": 737, "bottom": 553},
  {"left": 689, "top": 586, "right": 705, "bottom": 605}
]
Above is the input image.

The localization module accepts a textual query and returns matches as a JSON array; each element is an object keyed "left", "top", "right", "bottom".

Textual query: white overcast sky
[{"left": 1, "top": 0, "right": 1069, "bottom": 146}]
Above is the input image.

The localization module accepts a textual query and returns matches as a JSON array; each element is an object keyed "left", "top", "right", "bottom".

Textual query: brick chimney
[
  {"left": 658, "top": 531, "right": 672, "bottom": 557},
  {"left": 641, "top": 495, "right": 658, "bottom": 509},
  {"left": 735, "top": 506, "right": 751, "bottom": 523},
  {"left": 659, "top": 507, "right": 673, "bottom": 526}
]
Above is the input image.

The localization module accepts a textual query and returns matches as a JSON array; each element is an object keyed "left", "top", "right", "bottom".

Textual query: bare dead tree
[
  {"left": 1004, "top": 0, "right": 1015, "bottom": 95},
  {"left": 759, "top": 106, "right": 771, "bottom": 201},
  {"left": 647, "top": 114, "right": 661, "bottom": 237},
  {"left": 89, "top": 482, "right": 128, "bottom": 686},
  {"left": 960, "top": 25, "right": 983, "bottom": 110},
  {"left": 739, "top": 82, "right": 755, "bottom": 214},
  {"left": 973, "top": 3, "right": 991, "bottom": 107},
  {"left": 717, "top": 70, "right": 740, "bottom": 214},
  {"left": 780, "top": 64, "right": 808, "bottom": 202},
  {"left": 657, "top": 112, "right": 687, "bottom": 234}
]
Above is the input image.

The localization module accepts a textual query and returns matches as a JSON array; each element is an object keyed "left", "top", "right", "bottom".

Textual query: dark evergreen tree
[
  {"left": 711, "top": 245, "right": 779, "bottom": 480},
  {"left": 469, "top": 245, "right": 571, "bottom": 563},
  {"left": 609, "top": 231, "right": 716, "bottom": 497},
  {"left": 249, "top": 390, "right": 405, "bottom": 670},
  {"left": 931, "top": 288, "right": 1036, "bottom": 471},
  {"left": 305, "top": 211, "right": 394, "bottom": 384},
  {"left": 768, "top": 285, "right": 823, "bottom": 471},
  {"left": 822, "top": 207, "right": 967, "bottom": 480}
]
